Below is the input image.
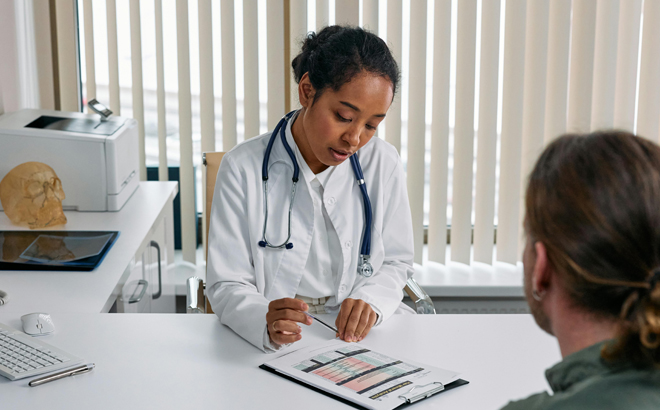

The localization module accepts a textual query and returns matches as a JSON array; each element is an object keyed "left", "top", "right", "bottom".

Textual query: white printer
[{"left": 0, "top": 109, "right": 139, "bottom": 211}]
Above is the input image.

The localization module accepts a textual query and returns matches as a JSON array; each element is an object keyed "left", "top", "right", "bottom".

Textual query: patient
[{"left": 501, "top": 131, "right": 660, "bottom": 409}]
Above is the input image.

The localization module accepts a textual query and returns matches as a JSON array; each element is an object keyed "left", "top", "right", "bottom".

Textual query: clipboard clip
[{"left": 397, "top": 382, "right": 445, "bottom": 404}]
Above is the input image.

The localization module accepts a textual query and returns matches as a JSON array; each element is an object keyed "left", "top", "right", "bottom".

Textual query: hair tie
[{"left": 648, "top": 270, "right": 660, "bottom": 290}]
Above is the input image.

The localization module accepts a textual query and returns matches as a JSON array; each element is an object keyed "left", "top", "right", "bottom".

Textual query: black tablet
[{"left": 0, "top": 231, "right": 119, "bottom": 271}]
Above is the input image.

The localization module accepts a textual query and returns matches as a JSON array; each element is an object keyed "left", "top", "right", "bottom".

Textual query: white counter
[
  {"left": 0, "top": 181, "right": 178, "bottom": 315},
  {"left": 413, "top": 259, "right": 525, "bottom": 298},
  {"left": 0, "top": 313, "right": 561, "bottom": 410}
]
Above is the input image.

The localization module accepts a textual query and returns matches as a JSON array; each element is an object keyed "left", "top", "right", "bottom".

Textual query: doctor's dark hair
[
  {"left": 291, "top": 25, "right": 400, "bottom": 102},
  {"left": 525, "top": 130, "right": 660, "bottom": 368}
]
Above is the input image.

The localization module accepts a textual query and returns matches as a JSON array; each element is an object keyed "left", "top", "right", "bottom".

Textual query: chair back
[
  {"left": 203, "top": 152, "right": 225, "bottom": 259},
  {"left": 198, "top": 151, "right": 225, "bottom": 314}
]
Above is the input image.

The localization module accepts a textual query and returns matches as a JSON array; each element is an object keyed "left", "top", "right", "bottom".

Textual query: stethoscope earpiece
[
  {"left": 285, "top": 243, "right": 294, "bottom": 250},
  {"left": 258, "top": 241, "right": 267, "bottom": 248}
]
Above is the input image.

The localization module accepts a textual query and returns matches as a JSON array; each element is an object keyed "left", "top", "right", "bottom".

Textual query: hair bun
[
  {"left": 301, "top": 32, "right": 320, "bottom": 54},
  {"left": 291, "top": 25, "right": 399, "bottom": 101},
  {"left": 649, "top": 270, "right": 660, "bottom": 290}
]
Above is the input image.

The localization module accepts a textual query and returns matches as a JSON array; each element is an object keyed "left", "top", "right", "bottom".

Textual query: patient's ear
[{"left": 532, "top": 242, "right": 551, "bottom": 296}]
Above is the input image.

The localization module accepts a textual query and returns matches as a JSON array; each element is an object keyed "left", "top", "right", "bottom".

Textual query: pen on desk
[
  {"left": 28, "top": 363, "right": 95, "bottom": 387},
  {"left": 304, "top": 311, "right": 338, "bottom": 333}
]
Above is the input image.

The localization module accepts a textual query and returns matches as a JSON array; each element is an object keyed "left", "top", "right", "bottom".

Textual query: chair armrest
[
  {"left": 404, "top": 278, "right": 436, "bottom": 314},
  {"left": 186, "top": 276, "right": 206, "bottom": 314}
]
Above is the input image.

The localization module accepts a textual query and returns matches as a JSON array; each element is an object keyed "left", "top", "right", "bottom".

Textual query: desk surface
[
  {"left": 0, "top": 313, "right": 561, "bottom": 410},
  {"left": 0, "top": 182, "right": 178, "bottom": 314}
]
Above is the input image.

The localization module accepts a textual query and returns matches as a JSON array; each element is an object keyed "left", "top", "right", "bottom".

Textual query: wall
[
  {"left": 0, "top": 0, "right": 19, "bottom": 114},
  {"left": 0, "top": 0, "right": 55, "bottom": 114}
]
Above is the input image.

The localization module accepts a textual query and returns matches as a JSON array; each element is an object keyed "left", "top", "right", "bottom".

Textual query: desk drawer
[{"left": 116, "top": 255, "right": 152, "bottom": 313}]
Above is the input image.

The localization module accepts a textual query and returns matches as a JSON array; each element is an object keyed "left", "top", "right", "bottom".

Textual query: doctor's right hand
[{"left": 266, "top": 298, "right": 313, "bottom": 345}]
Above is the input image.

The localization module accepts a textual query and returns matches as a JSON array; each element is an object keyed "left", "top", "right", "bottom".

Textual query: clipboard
[{"left": 260, "top": 364, "right": 469, "bottom": 409}]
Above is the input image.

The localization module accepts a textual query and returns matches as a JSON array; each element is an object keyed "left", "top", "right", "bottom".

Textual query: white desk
[
  {"left": 0, "top": 182, "right": 178, "bottom": 315},
  {"left": 0, "top": 314, "right": 561, "bottom": 410}
]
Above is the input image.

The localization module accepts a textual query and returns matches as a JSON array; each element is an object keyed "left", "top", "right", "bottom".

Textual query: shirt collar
[{"left": 545, "top": 340, "right": 626, "bottom": 393}]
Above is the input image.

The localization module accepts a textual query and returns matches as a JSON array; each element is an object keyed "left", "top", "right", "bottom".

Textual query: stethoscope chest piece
[{"left": 358, "top": 255, "right": 373, "bottom": 278}]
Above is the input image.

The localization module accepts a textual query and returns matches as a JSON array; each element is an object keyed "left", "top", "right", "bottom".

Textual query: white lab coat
[{"left": 207, "top": 121, "right": 415, "bottom": 351}]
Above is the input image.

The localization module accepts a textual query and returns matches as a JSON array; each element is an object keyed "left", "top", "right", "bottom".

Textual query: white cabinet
[{"left": 116, "top": 206, "right": 174, "bottom": 313}]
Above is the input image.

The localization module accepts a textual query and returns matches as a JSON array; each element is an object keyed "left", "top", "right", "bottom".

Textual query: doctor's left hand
[{"left": 335, "top": 299, "right": 377, "bottom": 343}]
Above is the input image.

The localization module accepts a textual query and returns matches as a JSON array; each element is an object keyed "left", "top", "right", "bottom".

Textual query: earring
[{"left": 532, "top": 288, "right": 545, "bottom": 302}]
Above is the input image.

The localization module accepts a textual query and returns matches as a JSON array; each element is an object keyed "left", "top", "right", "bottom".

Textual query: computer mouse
[{"left": 20, "top": 313, "right": 55, "bottom": 336}]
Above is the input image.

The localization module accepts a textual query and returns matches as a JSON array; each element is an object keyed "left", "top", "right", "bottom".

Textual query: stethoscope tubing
[
  {"left": 260, "top": 111, "right": 299, "bottom": 249},
  {"left": 262, "top": 112, "right": 299, "bottom": 182},
  {"left": 259, "top": 110, "right": 374, "bottom": 277},
  {"left": 261, "top": 179, "right": 298, "bottom": 249},
  {"left": 350, "top": 154, "right": 372, "bottom": 257}
]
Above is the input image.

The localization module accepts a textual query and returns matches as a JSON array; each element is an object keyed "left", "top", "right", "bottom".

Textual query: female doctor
[{"left": 206, "top": 26, "right": 414, "bottom": 352}]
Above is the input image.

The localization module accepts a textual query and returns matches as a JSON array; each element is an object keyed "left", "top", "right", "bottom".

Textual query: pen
[
  {"left": 28, "top": 363, "right": 95, "bottom": 387},
  {"left": 304, "top": 311, "right": 338, "bottom": 333}
]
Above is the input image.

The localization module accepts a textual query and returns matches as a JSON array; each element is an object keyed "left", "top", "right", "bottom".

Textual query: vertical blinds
[{"left": 69, "top": 0, "right": 659, "bottom": 266}]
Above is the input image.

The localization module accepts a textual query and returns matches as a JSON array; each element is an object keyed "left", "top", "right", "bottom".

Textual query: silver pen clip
[{"left": 397, "top": 382, "right": 445, "bottom": 403}]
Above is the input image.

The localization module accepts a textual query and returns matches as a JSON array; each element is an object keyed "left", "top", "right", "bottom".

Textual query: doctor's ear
[{"left": 298, "top": 73, "right": 316, "bottom": 108}]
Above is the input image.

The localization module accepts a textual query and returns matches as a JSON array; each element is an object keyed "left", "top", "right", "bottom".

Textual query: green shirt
[{"left": 500, "top": 341, "right": 660, "bottom": 410}]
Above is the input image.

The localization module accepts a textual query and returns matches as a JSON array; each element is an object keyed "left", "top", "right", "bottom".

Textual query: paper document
[{"left": 262, "top": 340, "right": 461, "bottom": 410}]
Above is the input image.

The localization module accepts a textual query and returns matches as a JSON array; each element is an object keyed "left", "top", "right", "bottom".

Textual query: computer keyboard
[{"left": 0, "top": 322, "right": 82, "bottom": 381}]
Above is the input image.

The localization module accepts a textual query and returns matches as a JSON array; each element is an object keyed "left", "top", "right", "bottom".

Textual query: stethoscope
[{"left": 257, "top": 110, "right": 374, "bottom": 278}]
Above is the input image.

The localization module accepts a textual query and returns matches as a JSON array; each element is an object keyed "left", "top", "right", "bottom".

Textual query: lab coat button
[
  {"left": 345, "top": 241, "right": 352, "bottom": 248},
  {"left": 326, "top": 197, "right": 336, "bottom": 205},
  {"left": 339, "top": 285, "right": 347, "bottom": 292}
]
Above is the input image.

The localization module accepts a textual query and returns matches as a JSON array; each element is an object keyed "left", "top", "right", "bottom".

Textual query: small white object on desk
[{"left": 21, "top": 313, "right": 55, "bottom": 336}]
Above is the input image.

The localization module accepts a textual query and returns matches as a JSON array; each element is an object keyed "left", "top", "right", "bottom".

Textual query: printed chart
[{"left": 293, "top": 344, "right": 425, "bottom": 400}]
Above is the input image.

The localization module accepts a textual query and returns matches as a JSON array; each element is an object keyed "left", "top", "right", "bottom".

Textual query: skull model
[{"left": 0, "top": 162, "right": 67, "bottom": 229}]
